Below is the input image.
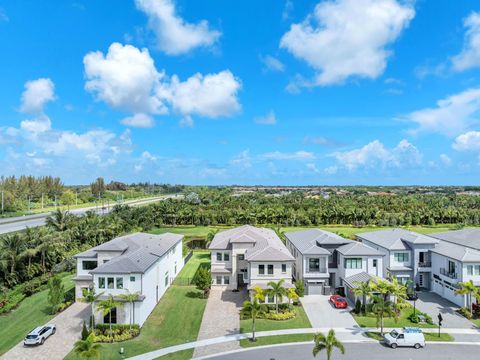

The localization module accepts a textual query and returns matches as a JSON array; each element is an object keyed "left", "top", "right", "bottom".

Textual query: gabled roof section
[
  {"left": 431, "top": 240, "right": 480, "bottom": 263},
  {"left": 285, "top": 228, "right": 351, "bottom": 255},
  {"left": 429, "top": 229, "right": 480, "bottom": 251},
  {"left": 209, "top": 225, "right": 294, "bottom": 262},
  {"left": 336, "top": 242, "right": 383, "bottom": 256},
  {"left": 357, "top": 228, "right": 415, "bottom": 250}
]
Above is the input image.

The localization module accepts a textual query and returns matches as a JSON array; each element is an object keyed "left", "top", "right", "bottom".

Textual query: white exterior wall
[
  {"left": 361, "top": 240, "right": 390, "bottom": 276},
  {"left": 249, "top": 261, "right": 292, "bottom": 283},
  {"left": 211, "top": 249, "right": 235, "bottom": 289},
  {"left": 76, "top": 257, "right": 98, "bottom": 277},
  {"left": 462, "top": 263, "right": 480, "bottom": 283},
  {"left": 338, "top": 254, "right": 383, "bottom": 280},
  {"left": 96, "top": 251, "right": 123, "bottom": 265},
  {"left": 390, "top": 250, "right": 412, "bottom": 268}
]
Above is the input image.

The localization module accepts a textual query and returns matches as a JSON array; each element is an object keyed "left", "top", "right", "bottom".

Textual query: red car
[{"left": 329, "top": 295, "right": 348, "bottom": 309}]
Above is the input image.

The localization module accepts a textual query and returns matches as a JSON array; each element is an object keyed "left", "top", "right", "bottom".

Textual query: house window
[
  {"left": 224, "top": 276, "right": 230, "bottom": 285},
  {"left": 396, "top": 275, "right": 410, "bottom": 285},
  {"left": 467, "top": 265, "right": 474, "bottom": 275},
  {"left": 394, "top": 253, "right": 409, "bottom": 262},
  {"left": 99, "top": 277, "right": 105, "bottom": 289},
  {"left": 130, "top": 276, "right": 136, "bottom": 282},
  {"left": 174, "top": 261, "right": 177, "bottom": 274},
  {"left": 267, "top": 265, "right": 274, "bottom": 275},
  {"left": 107, "top": 277, "right": 114, "bottom": 289},
  {"left": 164, "top": 272, "right": 169, "bottom": 287},
  {"left": 282, "top": 264, "right": 287, "bottom": 273},
  {"left": 344, "top": 258, "right": 362, "bottom": 269},
  {"left": 309, "top": 258, "right": 320, "bottom": 272},
  {"left": 216, "top": 276, "right": 222, "bottom": 284},
  {"left": 224, "top": 253, "right": 230, "bottom": 261},
  {"left": 116, "top": 277, "right": 123, "bottom": 289},
  {"left": 238, "top": 254, "right": 245, "bottom": 260},
  {"left": 448, "top": 260, "right": 455, "bottom": 274},
  {"left": 373, "top": 259, "right": 377, "bottom": 267},
  {"left": 267, "top": 294, "right": 274, "bottom": 303},
  {"left": 216, "top": 253, "right": 222, "bottom": 261},
  {"left": 259, "top": 264, "right": 265, "bottom": 275},
  {"left": 476, "top": 265, "right": 480, "bottom": 276},
  {"left": 82, "top": 261, "right": 97, "bottom": 270}
]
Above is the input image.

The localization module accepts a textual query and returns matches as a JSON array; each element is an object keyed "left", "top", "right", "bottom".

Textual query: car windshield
[
  {"left": 26, "top": 335, "right": 38, "bottom": 339},
  {"left": 389, "top": 330, "right": 399, "bottom": 338},
  {"left": 338, "top": 298, "right": 346, "bottom": 302}
]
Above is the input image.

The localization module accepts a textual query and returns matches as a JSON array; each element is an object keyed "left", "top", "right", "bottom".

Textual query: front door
[
  {"left": 237, "top": 273, "right": 244, "bottom": 287},
  {"left": 104, "top": 307, "right": 117, "bottom": 324},
  {"left": 418, "top": 274, "right": 424, "bottom": 288}
]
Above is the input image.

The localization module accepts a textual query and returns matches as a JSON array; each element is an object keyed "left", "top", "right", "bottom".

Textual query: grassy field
[
  {"left": 240, "top": 305, "right": 312, "bottom": 333},
  {"left": 0, "top": 274, "right": 74, "bottom": 356},
  {"left": 240, "top": 333, "right": 314, "bottom": 348},
  {"left": 353, "top": 307, "right": 437, "bottom": 329},
  {"left": 365, "top": 331, "right": 454, "bottom": 342},
  {"left": 65, "top": 252, "right": 209, "bottom": 360}
]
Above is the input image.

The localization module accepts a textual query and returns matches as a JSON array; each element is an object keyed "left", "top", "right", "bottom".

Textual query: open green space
[
  {"left": 365, "top": 331, "right": 454, "bottom": 342},
  {"left": 65, "top": 252, "right": 209, "bottom": 360},
  {"left": 240, "top": 305, "right": 312, "bottom": 333},
  {"left": 353, "top": 307, "right": 437, "bottom": 329},
  {"left": 240, "top": 333, "right": 314, "bottom": 348},
  {"left": 0, "top": 273, "right": 74, "bottom": 356}
]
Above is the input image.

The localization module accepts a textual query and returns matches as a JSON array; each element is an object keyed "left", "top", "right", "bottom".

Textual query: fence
[{"left": 184, "top": 250, "right": 194, "bottom": 265}]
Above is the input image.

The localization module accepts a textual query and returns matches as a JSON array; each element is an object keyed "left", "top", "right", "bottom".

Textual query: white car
[
  {"left": 384, "top": 327, "right": 425, "bottom": 349},
  {"left": 24, "top": 324, "right": 56, "bottom": 346}
]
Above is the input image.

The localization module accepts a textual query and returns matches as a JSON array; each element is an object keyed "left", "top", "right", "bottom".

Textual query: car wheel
[
  {"left": 390, "top": 343, "right": 397, "bottom": 349},
  {"left": 40, "top": 337, "right": 45, "bottom": 345},
  {"left": 52, "top": 328, "right": 56, "bottom": 335},
  {"left": 414, "top": 343, "right": 421, "bottom": 349}
]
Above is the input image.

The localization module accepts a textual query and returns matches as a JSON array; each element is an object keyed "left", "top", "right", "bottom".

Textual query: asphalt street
[{"left": 203, "top": 342, "right": 480, "bottom": 360}]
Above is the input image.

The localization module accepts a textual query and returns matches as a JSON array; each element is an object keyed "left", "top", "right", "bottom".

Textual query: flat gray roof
[{"left": 285, "top": 228, "right": 351, "bottom": 255}]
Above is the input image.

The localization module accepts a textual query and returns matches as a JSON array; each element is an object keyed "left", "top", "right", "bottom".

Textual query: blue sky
[{"left": 1, "top": 0, "right": 480, "bottom": 185}]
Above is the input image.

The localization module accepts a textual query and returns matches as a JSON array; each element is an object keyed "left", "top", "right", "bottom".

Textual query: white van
[{"left": 383, "top": 327, "right": 425, "bottom": 349}]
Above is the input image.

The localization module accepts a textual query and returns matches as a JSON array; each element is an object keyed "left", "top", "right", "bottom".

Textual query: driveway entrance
[{"left": 300, "top": 295, "right": 358, "bottom": 329}]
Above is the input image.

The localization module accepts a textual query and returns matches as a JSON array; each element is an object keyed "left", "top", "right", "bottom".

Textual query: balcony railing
[
  {"left": 306, "top": 268, "right": 327, "bottom": 274},
  {"left": 418, "top": 261, "right": 431, "bottom": 268},
  {"left": 440, "top": 268, "right": 457, "bottom": 279}
]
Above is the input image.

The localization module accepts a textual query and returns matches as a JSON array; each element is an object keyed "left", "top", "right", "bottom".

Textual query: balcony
[
  {"left": 418, "top": 261, "right": 431, "bottom": 268},
  {"left": 440, "top": 268, "right": 457, "bottom": 279}
]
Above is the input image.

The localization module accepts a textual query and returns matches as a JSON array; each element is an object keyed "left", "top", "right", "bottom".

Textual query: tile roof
[
  {"left": 284, "top": 228, "right": 351, "bottom": 255},
  {"left": 209, "top": 225, "right": 294, "bottom": 262},
  {"left": 342, "top": 272, "right": 379, "bottom": 288},
  {"left": 75, "top": 232, "right": 183, "bottom": 274},
  {"left": 357, "top": 228, "right": 436, "bottom": 250},
  {"left": 336, "top": 242, "right": 383, "bottom": 256},
  {"left": 430, "top": 240, "right": 480, "bottom": 263},
  {"left": 429, "top": 228, "right": 480, "bottom": 251}
]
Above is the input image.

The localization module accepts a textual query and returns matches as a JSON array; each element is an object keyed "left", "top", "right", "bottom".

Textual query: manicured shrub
[
  {"left": 459, "top": 307, "right": 473, "bottom": 319},
  {"left": 81, "top": 321, "right": 90, "bottom": 340},
  {"left": 263, "top": 311, "right": 296, "bottom": 320},
  {"left": 295, "top": 281, "right": 305, "bottom": 297},
  {"left": 355, "top": 299, "right": 362, "bottom": 314},
  {"left": 92, "top": 324, "right": 140, "bottom": 343}
]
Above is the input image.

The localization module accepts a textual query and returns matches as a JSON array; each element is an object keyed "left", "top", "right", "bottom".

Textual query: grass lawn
[
  {"left": 471, "top": 319, "right": 480, "bottom": 327},
  {"left": 173, "top": 251, "right": 210, "bottom": 282},
  {"left": 0, "top": 273, "right": 74, "bottom": 356},
  {"left": 150, "top": 226, "right": 231, "bottom": 238},
  {"left": 353, "top": 307, "right": 437, "bottom": 329},
  {"left": 240, "top": 305, "right": 312, "bottom": 333},
  {"left": 365, "top": 331, "right": 454, "bottom": 342},
  {"left": 65, "top": 251, "right": 210, "bottom": 360},
  {"left": 240, "top": 333, "right": 313, "bottom": 348}
]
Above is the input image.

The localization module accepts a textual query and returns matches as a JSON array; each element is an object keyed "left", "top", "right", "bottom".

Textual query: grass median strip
[
  {"left": 240, "top": 333, "right": 314, "bottom": 348},
  {"left": 365, "top": 332, "right": 454, "bottom": 342}
]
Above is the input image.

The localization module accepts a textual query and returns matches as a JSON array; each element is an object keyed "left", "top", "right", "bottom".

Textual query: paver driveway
[
  {"left": 193, "top": 288, "right": 246, "bottom": 358},
  {"left": 0, "top": 302, "right": 89, "bottom": 360},
  {"left": 300, "top": 295, "right": 359, "bottom": 333},
  {"left": 415, "top": 291, "right": 476, "bottom": 329}
]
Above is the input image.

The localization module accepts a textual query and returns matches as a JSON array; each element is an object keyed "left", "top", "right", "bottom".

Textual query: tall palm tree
[
  {"left": 242, "top": 299, "right": 267, "bottom": 341},
  {"left": 267, "top": 279, "right": 287, "bottom": 313},
  {"left": 370, "top": 278, "right": 391, "bottom": 300},
  {"left": 352, "top": 280, "right": 372, "bottom": 314},
  {"left": 82, "top": 288, "right": 103, "bottom": 329},
  {"left": 119, "top": 291, "right": 140, "bottom": 329},
  {"left": 74, "top": 333, "right": 101, "bottom": 360},
  {"left": 96, "top": 294, "right": 123, "bottom": 336},
  {"left": 46, "top": 209, "right": 73, "bottom": 232},
  {"left": 0, "top": 233, "right": 27, "bottom": 275},
  {"left": 456, "top": 280, "right": 479, "bottom": 313},
  {"left": 312, "top": 329, "right": 345, "bottom": 360},
  {"left": 371, "top": 295, "right": 396, "bottom": 336},
  {"left": 389, "top": 278, "right": 407, "bottom": 314}
]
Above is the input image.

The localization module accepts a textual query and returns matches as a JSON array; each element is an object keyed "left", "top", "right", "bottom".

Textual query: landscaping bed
[
  {"left": 240, "top": 304, "right": 311, "bottom": 333},
  {"left": 353, "top": 306, "right": 436, "bottom": 329},
  {"left": 91, "top": 324, "right": 140, "bottom": 343}
]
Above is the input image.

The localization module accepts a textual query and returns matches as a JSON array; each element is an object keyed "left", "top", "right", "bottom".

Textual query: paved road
[
  {"left": 415, "top": 292, "right": 476, "bottom": 329},
  {"left": 0, "top": 302, "right": 89, "bottom": 360},
  {"left": 0, "top": 195, "right": 181, "bottom": 235},
  {"left": 202, "top": 342, "right": 480, "bottom": 360}
]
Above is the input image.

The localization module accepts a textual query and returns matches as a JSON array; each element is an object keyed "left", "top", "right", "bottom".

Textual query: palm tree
[
  {"left": 252, "top": 285, "right": 265, "bottom": 302},
  {"left": 286, "top": 288, "right": 299, "bottom": 306},
  {"left": 456, "top": 280, "right": 479, "bottom": 313},
  {"left": 82, "top": 288, "right": 103, "bottom": 329},
  {"left": 0, "top": 233, "right": 27, "bottom": 276},
  {"left": 312, "top": 329, "right": 345, "bottom": 360},
  {"left": 119, "top": 291, "right": 141, "bottom": 329},
  {"left": 96, "top": 294, "right": 123, "bottom": 336},
  {"left": 242, "top": 299, "right": 267, "bottom": 341},
  {"left": 352, "top": 280, "right": 372, "bottom": 314},
  {"left": 74, "top": 333, "right": 101, "bottom": 360},
  {"left": 389, "top": 278, "right": 407, "bottom": 314},
  {"left": 267, "top": 279, "right": 287, "bottom": 313},
  {"left": 46, "top": 209, "right": 73, "bottom": 231},
  {"left": 370, "top": 278, "right": 391, "bottom": 300},
  {"left": 371, "top": 295, "right": 397, "bottom": 336}
]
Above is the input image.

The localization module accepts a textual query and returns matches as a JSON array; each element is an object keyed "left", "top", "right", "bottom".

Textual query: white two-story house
[
  {"left": 209, "top": 225, "right": 295, "bottom": 303},
  {"left": 285, "top": 229, "right": 384, "bottom": 299},
  {"left": 74, "top": 232, "right": 184, "bottom": 326}
]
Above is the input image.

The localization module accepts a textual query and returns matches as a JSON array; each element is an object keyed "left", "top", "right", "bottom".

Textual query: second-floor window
[
  {"left": 216, "top": 252, "right": 222, "bottom": 261},
  {"left": 99, "top": 277, "right": 105, "bottom": 289},
  {"left": 238, "top": 254, "right": 245, "bottom": 260},
  {"left": 267, "top": 264, "right": 274, "bottom": 275},
  {"left": 394, "top": 253, "right": 409, "bottom": 262},
  {"left": 373, "top": 259, "right": 377, "bottom": 267},
  {"left": 467, "top": 265, "right": 480, "bottom": 276},
  {"left": 165, "top": 271, "right": 169, "bottom": 287},
  {"left": 224, "top": 253, "right": 230, "bottom": 261},
  {"left": 344, "top": 258, "right": 362, "bottom": 269},
  {"left": 130, "top": 276, "right": 136, "bottom": 282},
  {"left": 282, "top": 264, "right": 287, "bottom": 273},
  {"left": 259, "top": 264, "right": 265, "bottom": 275},
  {"left": 107, "top": 277, "right": 114, "bottom": 289},
  {"left": 82, "top": 261, "right": 97, "bottom": 270},
  {"left": 116, "top": 277, "right": 123, "bottom": 289}
]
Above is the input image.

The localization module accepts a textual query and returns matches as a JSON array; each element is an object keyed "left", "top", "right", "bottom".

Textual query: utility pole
[
  {"left": 41, "top": 193, "right": 44, "bottom": 209},
  {"left": 54, "top": 194, "right": 57, "bottom": 210},
  {"left": 75, "top": 191, "right": 78, "bottom": 206},
  {"left": 1, "top": 191, "right": 4, "bottom": 214}
]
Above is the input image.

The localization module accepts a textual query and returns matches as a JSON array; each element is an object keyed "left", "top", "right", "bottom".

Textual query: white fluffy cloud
[
  {"left": 261, "top": 55, "right": 285, "bottom": 72},
  {"left": 404, "top": 88, "right": 480, "bottom": 136},
  {"left": 120, "top": 113, "right": 155, "bottom": 128},
  {"left": 259, "top": 150, "right": 315, "bottom": 161},
  {"left": 135, "top": 0, "right": 220, "bottom": 55},
  {"left": 20, "top": 78, "right": 55, "bottom": 113},
  {"left": 332, "top": 139, "right": 422, "bottom": 171},
  {"left": 84, "top": 43, "right": 241, "bottom": 127},
  {"left": 453, "top": 131, "right": 480, "bottom": 151},
  {"left": 255, "top": 110, "right": 277, "bottom": 125},
  {"left": 452, "top": 12, "right": 480, "bottom": 72},
  {"left": 280, "top": 0, "right": 414, "bottom": 86},
  {"left": 20, "top": 115, "right": 52, "bottom": 133},
  {"left": 84, "top": 43, "right": 167, "bottom": 115}
]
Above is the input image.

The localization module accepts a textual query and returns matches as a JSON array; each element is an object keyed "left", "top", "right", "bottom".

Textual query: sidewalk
[{"left": 126, "top": 326, "right": 480, "bottom": 360}]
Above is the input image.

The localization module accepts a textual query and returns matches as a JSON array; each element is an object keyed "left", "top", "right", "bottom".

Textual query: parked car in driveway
[
  {"left": 329, "top": 295, "right": 348, "bottom": 309},
  {"left": 383, "top": 327, "right": 425, "bottom": 349},
  {"left": 24, "top": 324, "right": 56, "bottom": 346}
]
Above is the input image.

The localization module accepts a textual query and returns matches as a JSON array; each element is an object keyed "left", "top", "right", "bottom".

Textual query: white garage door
[
  {"left": 307, "top": 283, "right": 323, "bottom": 295},
  {"left": 444, "top": 285, "right": 464, "bottom": 307},
  {"left": 432, "top": 279, "right": 444, "bottom": 297}
]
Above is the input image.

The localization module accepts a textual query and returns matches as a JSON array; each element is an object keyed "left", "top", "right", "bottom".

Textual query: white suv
[{"left": 24, "top": 324, "right": 56, "bottom": 346}]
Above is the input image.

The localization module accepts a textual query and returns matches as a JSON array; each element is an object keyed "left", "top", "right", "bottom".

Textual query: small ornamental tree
[
  {"left": 81, "top": 321, "right": 90, "bottom": 340},
  {"left": 194, "top": 267, "right": 212, "bottom": 298},
  {"left": 295, "top": 281, "right": 305, "bottom": 297},
  {"left": 47, "top": 275, "right": 65, "bottom": 314}
]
